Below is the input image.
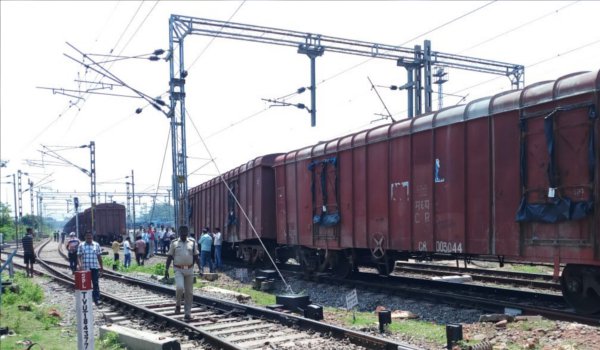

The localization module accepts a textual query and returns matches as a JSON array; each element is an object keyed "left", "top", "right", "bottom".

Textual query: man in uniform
[{"left": 165, "top": 226, "right": 200, "bottom": 321}]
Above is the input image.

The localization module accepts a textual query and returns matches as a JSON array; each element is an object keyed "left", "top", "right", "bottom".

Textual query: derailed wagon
[{"left": 190, "top": 69, "right": 600, "bottom": 314}]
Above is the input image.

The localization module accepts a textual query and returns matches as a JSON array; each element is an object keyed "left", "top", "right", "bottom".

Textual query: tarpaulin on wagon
[{"left": 516, "top": 105, "right": 596, "bottom": 223}]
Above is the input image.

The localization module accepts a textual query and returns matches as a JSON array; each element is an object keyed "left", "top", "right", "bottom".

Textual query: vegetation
[
  {"left": 0, "top": 271, "right": 125, "bottom": 349},
  {"left": 0, "top": 202, "right": 56, "bottom": 242},
  {"left": 102, "top": 256, "right": 173, "bottom": 276},
  {"left": 232, "top": 286, "right": 276, "bottom": 306},
  {"left": 326, "top": 307, "right": 446, "bottom": 346}
]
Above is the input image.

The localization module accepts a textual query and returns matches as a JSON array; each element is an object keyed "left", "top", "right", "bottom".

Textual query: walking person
[
  {"left": 123, "top": 237, "right": 132, "bottom": 268},
  {"left": 22, "top": 227, "right": 35, "bottom": 278},
  {"left": 65, "top": 232, "right": 80, "bottom": 273},
  {"left": 135, "top": 235, "right": 146, "bottom": 266},
  {"left": 213, "top": 227, "right": 223, "bottom": 271},
  {"left": 77, "top": 231, "right": 104, "bottom": 306},
  {"left": 111, "top": 237, "right": 122, "bottom": 270},
  {"left": 161, "top": 227, "right": 171, "bottom": 254},
  {"left": 164, "top": 226, "right": 200, "bottom": 321},
  {"left": 199, "top": 228, "right": 213, "bottom": 274}
]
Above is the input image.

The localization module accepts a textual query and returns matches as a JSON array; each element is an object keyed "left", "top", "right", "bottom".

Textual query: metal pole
[
  {"left": 29, "top": 179, "right": 34, "bottom": 216},
  {"left": 17, "top": 170, "right": 23, "bottom": 222},
  {"left": 89, "top": 141, "right": 96, "bottom": 237},
  {"left": 131, "top": 170, "right": 136, "bottom": 234},
  {"left": 407, "top": 68, "right": 414, "bottom": 119},
  {"left": 424, "top": 40, "right": 433, "bottom": 114},
  {"left": 74, "top": 197, "right": 79, "bottom": 239},
  {"left": 126, "top": 181, "right": 131, "bottom": 232},
  {"left": 310, "top": 55, "right": 317, "bottom": 127},
  {"left": 12, "top": 174, "right": 19, "bottom": 249}
]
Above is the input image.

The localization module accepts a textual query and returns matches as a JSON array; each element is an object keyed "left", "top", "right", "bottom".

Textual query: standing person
[
  {"left": 213, "top": 227, "right": 223, "bottom": 271},
  {"left": 149, "top": 224, "right": 156, "bottom": 257},
  {"left": 199, "top": 228, "right": 213, "bottom": 274},
  {"left": 161, "top": 226, "right": 171, "bottom": 254},
  {"left": 156, "top": 225, "right": 164, "bottom": 254},
  {"left": 65, "top": 232, "right": 80, "bottom": 273},
  {"left": 123, "top": 237, "right": 132, "bottom": 268},
  {"left": 77, "top": 231, "right": 104, "bottom": 306},
  {"left": 164, "top": 225, "right": 200, "bottom": 321},
  {"left": 22, "top": 227, "right": 35, "bottom": 278},
  {"left": 142, "top": 228, "right": 151, "bottom": 259},
  {"left": 111, "top": 237, "right": 122, "bottom": 270},
  {"left": 135, "top": 235, "right": 146, "bottom": 266},
  {"left": 60, "top": 231, "right": 66, "bottom": 244}
]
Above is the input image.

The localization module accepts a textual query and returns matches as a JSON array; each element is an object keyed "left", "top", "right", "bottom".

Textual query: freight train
[
  {"left": 189, "top": 69, "right": 599, "bottom": 314},
  {"left": 63, "top": 203, "right": 126, "bottom": 244}
]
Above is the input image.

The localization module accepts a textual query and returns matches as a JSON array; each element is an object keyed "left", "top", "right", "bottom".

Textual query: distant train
[
  {"left": 189, "top": 69, "right": 599, "bottom": 314},
  {"left": 63, "top": 203, "right": 126, "bottom": 244}
]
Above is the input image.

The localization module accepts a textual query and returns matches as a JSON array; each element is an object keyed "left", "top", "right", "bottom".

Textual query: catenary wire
[
  {"left": 185, "top": 107, "right": 295, "bottom": 294},
  {"left": 148, "top": 127, "right": 171, "bottom": 222},
  {"left": 186, "top": 1, "right": 246, "bottom": 72},
  {"left": 458, "top": 1, "right": 580, "bottom": 54}
]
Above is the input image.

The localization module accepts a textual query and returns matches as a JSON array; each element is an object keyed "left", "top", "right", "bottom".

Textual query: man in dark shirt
[{"left": 22, "top": 227, "right": 35, "bottom": 278}]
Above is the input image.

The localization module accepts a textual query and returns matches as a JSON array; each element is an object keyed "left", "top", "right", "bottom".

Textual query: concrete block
[
  {"left": 100, "top": 324, "right": 180, "bottom": 350},
  {"left": 431, "top": 275, "right": 473, "bottom": 283},
  {"left": 200, "top": 286, "right": 250, "bottom": 302}
]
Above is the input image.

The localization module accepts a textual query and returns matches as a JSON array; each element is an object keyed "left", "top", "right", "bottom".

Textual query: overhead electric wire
[
  {"left": 315, "top": 1, "right": 497, "bottom": 87},
  {"left": 118, "top": 0, "right": 161, "bottom": 56},
  {"left": 185, "top": 107, "right": 294, "bottom": 294},
  {"left": 187, "top": 0, "right": 246, "bottom": 71},
  {"left": 458, "top": 1, "right": 580, "bottom": 54},
  {"left": 449, "top": 37, "right": 600, "bottom": 96},
  {"left": 148, "top": 127, "right": 171, "bottom": 222},
  {"left": 110, "top": 1, "right": 145, "bottom": 54}
]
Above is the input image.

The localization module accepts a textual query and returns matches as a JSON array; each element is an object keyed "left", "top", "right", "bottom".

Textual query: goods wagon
[
  {"left": 273, "top": 69, "right": 599, "bottom": 313},
  {"left": 188, "top": 69, "right": 599, "bottom": 313},
  {"left": 63, "top": 203, "right": 127, "bottom": 244},
  {"left": 189, "top": 154, "right": 281, "bottom": 263}
]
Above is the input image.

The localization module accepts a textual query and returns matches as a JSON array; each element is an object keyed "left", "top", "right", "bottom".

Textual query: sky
[{"left": 1, "top": 1, "right": 599, "bottom": 220}]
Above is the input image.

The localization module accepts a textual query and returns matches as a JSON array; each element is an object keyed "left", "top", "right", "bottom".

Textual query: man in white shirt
[{"left": 213, "top": 227, "right": 223, "bottom": 271}]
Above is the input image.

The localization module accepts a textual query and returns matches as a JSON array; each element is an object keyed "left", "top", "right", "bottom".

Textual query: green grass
[
  {"left": 0, "top": 271, "right": 125, "bottom": 350},
  {"left": 102, "top": 256, "right": 171, "bottom": 276},
  {"left": 508, "top": 264, "right": 551, "bottom": 275},
  {"left": 232, "top": 286, "right": 276, "bottom": 306},
  {"left": 326, "top": 308, "right": 446, "bottom": 346}
]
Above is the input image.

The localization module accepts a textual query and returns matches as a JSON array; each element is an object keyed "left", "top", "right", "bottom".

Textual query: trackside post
[{"left": 75, "top": 270, "right": 95, "bottom": 350}]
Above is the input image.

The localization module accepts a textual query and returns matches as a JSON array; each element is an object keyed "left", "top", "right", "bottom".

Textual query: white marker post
[
  {"left": 346, "top": 289, "right": 358, "bottom": 322},
  {"left": 75, "top": 270, "right": 95, "bottom": 350}
]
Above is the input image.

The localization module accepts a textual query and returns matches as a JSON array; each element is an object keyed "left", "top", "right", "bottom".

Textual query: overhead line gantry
[{"left": 167, "top": 14, "right": 524, "bottom": 227}]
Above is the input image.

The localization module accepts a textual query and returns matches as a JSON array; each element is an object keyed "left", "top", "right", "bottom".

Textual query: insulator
[{"left": 153, "top": 49, "right": 165, "bottom": 55}]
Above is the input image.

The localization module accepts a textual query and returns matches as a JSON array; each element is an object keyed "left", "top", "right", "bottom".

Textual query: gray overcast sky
[{"left": 1, "top": 1, "right": 599, "bottom": 219}]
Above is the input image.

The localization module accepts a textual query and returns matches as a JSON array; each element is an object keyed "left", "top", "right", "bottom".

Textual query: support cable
[
  {"left": 148, "top": 127, "right": 171, "bottom": 222},
  {"left": 185, "top": 108, "right": 295, "bottom": 294}
]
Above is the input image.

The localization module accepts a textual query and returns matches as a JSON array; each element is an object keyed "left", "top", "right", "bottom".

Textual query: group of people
[
  {"left": 52, "top": 230, "right": 66, "bottom": 243},
  {"left": 22, "top": 224, "right": 225, "bottom": 319},
  {"left": 198, "top": 227, "right": 223, "bottom": 274},
  {"left": 129, "top": 224, "right": 177, "bottom": 266}
]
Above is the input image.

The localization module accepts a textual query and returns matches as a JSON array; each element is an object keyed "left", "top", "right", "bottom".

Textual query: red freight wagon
[
  {"left": 273, "top": 70, "right": 599, "bottom": 312},
  {"left": 189, "top": 154, "right": 281, "bottom": 263},
  {"left": 63, "top": 203, "right": 126, "bottom": 245}
]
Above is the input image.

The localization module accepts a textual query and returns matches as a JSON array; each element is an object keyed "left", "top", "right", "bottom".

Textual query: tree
[{"left": 0, "top": 202, "right": 12, "bottom": 227}]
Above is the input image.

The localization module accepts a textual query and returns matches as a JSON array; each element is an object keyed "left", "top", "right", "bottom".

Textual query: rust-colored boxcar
[
  {"left": 189, "top": 154, "right": 281, "bottom": 262},
  {"left": 273, "top": 70, "right": 599, "bottom": 312},
  {"left": 63, "top": 203, "right": 126, "bottom": 244}
]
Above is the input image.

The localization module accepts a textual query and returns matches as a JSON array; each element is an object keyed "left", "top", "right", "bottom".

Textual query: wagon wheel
[
  {"left": 561, "top": 264, "right": 600, "bottom": 315},
  {"left": 375, "top": 254, "right": 396, "bottom": 276}
]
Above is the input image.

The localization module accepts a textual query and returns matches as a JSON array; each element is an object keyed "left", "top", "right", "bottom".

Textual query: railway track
[
  {"left": 265, "top": 261, "right": 600, "bottom": 326},
  {"left": 3, "top": 239, "right": 421, "bottom": 350},
  {"left": 391, "top": 261, "right": 561, "bottom": 292}
]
